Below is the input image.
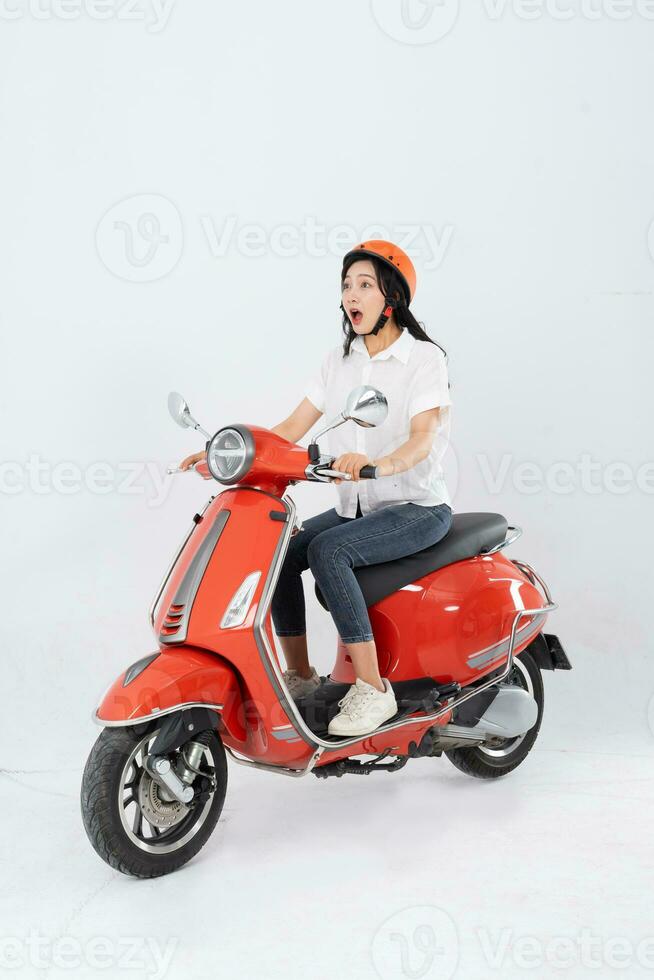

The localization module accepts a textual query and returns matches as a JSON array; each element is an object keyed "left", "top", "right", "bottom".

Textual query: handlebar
[
  {"left": 168, "top": 459, "right": 378, "bottom": 482},
  {"left": 314, "top": 462, "right": 378, "bottom": 481}
]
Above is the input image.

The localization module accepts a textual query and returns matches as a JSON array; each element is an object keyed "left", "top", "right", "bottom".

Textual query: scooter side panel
[
  {"left": 95, "top": 645, "right": 244, "bottom": 739},
  {"left": 154, "top": 488, "right": 323, "bottom": 764},
  {"left": 330, "top": 553, "right": 548, "bottom": 687}
]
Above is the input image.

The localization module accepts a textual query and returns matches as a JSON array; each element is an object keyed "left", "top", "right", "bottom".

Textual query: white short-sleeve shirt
[{"left": 304, "top": 329, "right": 453, "bottom": 518}]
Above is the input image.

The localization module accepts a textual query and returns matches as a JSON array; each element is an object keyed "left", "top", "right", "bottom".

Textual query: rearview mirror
[
  {"left": 343, "top": 386, "right": 388, "bottom": 428},
  {"left": 167, "top": 392, "right": 211, "bottom": 439}
]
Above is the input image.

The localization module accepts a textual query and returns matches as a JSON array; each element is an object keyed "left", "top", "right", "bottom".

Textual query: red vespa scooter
[{"left": 81, "top": 386, "right": 571, "bottom": 878}]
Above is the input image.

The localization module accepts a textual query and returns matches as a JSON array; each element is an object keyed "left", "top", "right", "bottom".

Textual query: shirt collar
[{"left": 350, "top": 329, "right": 415, "bottom": 364}]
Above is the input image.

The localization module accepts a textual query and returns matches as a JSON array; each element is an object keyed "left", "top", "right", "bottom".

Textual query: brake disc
[{"left": 137, "top": 772, "right": 189, "bottom": 829}]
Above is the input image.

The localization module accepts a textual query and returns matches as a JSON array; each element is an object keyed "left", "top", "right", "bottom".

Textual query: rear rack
[{"left": 481, "top": 524, "right": 523, "bottom": 555}]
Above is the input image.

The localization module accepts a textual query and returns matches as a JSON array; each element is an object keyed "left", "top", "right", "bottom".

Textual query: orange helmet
[{"left": 342, "top": 239, "right": 417, "bottom": 305}]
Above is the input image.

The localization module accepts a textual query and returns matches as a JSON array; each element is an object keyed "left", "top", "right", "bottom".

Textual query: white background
[{"left": 1, "top": 2, "right": 652, "bottom": 978}]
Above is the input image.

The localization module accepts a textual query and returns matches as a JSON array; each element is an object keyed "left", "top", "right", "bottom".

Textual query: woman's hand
[
  {"left": 332, "top": 453, "right": 373, "bottom": 484},
  {"left": 179, "top": 451, "right": 206, "bottom": 472}
]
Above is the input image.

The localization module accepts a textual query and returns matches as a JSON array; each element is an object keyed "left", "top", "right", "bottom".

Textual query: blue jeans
[{"left": 271, "top": 500, "right": 453, "bottom": 645}]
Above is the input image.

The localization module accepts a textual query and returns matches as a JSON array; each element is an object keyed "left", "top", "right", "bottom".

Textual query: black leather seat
[{"left": 314, "top": 511, "right": 508, "bottom": 611}]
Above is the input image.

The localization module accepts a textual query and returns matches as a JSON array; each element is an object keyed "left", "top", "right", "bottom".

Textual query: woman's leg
[
  {"left": 307, "top": 503, "right": 453, "bottom": 687},
  {"left": 271, "top": 506, "right": 351, "bottom": 675}
]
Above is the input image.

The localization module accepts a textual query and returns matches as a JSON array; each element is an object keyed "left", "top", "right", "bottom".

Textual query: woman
[{"left": 182, "top": 240, "right": 453, "bottom": 738}]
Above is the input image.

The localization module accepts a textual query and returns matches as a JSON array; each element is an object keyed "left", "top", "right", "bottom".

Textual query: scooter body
[
  {"left": 84, "top": 389, "right": 571, "bottom": 877},
  {"left": 96, "top": 431, "right": 555, "bottom": 769}
]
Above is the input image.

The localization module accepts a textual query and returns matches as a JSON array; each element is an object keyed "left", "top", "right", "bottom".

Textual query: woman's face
[{"left": 341, "top": 259, "right": 386, "bottom": 335}]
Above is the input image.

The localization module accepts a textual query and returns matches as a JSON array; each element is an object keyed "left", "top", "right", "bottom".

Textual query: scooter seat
[{"left": 314, "top": 511, "right": 508, "bottom": 610}]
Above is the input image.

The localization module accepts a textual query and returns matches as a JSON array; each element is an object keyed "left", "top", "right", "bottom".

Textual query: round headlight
[{"left": 207, "top": 427, "right": 253, "bottom": 484}]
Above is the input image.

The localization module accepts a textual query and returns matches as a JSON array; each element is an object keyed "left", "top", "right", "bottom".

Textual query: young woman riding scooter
[{"left": 181, "top": 240, "right": 454, "bottom": 737}]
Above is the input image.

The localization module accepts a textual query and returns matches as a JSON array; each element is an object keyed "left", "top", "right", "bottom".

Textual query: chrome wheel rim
[
  {"left": 118, "top": 732, "right": 214, "bottom": 855},
  {"left": 477, "top": 658, "right": 536, "bottom": 759}
]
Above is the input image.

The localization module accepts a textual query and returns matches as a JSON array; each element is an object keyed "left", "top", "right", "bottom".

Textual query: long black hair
[{"left": 340, "top": 253, "right": 448, "bottom": 369}]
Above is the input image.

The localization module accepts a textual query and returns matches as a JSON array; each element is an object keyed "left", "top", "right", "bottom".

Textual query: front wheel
[
  {"left": 445, "top": 650, "right": 544, "bottom": 779},
  {"left": 81, "top": 725, "right": 227, "bottom": 878}
]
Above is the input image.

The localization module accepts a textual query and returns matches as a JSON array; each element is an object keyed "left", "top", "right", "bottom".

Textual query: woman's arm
[
  {"left": 271, "top": 397, "right": 323, "bottom": 444},
  {"left": 333, "top": 407, "right": 443, "bottom": 483},
  {"left": 372, "top": 407, "right": 442, "bottom": 478}
]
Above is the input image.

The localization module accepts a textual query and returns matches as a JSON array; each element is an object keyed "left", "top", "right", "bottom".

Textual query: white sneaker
[
  {"left": 327, "top": 678, "right": 397, "bottom": 737},
  {"left": 283, "top": 667, "right": 321, "bottom": 701}
]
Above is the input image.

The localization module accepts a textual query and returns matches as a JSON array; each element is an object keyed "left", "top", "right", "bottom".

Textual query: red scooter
[{"left": 81, "top": 387, "right": 571, "bottom": 878}]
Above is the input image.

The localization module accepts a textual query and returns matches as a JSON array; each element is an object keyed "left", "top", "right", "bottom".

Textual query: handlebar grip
[{"left": 359, "top": 465, "right": 377, "bottom": 479}]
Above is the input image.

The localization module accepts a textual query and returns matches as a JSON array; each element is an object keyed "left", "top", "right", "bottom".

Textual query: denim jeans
[{"left": 271, "top": 500, "right": 453, "bottom": 645}]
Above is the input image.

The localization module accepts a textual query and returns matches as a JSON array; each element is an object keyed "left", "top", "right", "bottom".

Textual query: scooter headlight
[{"left": 207, "top": 426, "right": 254, "bottom": 484}]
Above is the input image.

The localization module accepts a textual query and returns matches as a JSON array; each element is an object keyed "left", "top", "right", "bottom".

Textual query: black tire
[
  {"left": 80, "top": 725, "right": 227, "bottom": 878},
  {"left": 445, "top": 650, "right": 544, "bottom": 779}
]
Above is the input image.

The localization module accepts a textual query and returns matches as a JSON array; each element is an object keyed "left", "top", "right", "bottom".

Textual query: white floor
[{"left": 2, "top": 726, "right": 653, "bottom": 980}]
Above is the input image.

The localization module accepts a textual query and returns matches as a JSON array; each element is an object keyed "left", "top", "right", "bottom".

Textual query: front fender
[{"left": 95, "top": 646, "right": 245, "bottom": 739}]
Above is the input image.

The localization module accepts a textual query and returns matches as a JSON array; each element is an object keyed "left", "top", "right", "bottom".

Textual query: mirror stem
[
  {"left": 312, "top": 413, "right": 347, "bottom": 445},
  {"left": 194, "top": 422, "right": 212, "bottom": 440}
]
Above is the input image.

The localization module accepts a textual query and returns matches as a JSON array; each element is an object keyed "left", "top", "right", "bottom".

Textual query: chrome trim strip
[
  {"left": 481, "top": 525, "right": 523, "bottom": 555},
  {"left": 93, "top": 701, "right": 224, "bottom": 728},
  {"left": 224, "top": 744, "right": 325, "bottom": 778},
  {"left": 148, "top": 495, "right": 216, "bottom": 629},
  {"left": 271, "top": 728, "right": 302, "bottom": 741},
  {"left": 466, "top": 612, "right": 547, "bottom": 669},
  {"left": 159, "top": 510, "right": 231, "bottom": 645},
  {"left": 252, "top": 491, "right": 319, "bottom": 749},
  {"left": 252, "top": 493, "right": 558, "bottom": 753}
]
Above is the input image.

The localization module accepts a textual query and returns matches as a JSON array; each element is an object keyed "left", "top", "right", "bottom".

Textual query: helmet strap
[{"left": 370, "top": 298, "right": 396, "bottom": 336}]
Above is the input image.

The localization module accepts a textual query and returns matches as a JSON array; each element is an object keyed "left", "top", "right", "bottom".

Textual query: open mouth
[{"left": 350, "top": 309, "right": 363, "bottom": 325}]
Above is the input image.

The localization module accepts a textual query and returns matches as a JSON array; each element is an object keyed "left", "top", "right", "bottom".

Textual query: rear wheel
[
  {"left": 445, "top": 650, "right": 544, "bottom": 779},
  {"left": 81, "top": 725, "right": 227, "bottom": 877}
]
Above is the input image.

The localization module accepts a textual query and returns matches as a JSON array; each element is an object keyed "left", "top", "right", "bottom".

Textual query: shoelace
[{"left": 336, "top": 687, "right": 377, "bottom": 721}]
